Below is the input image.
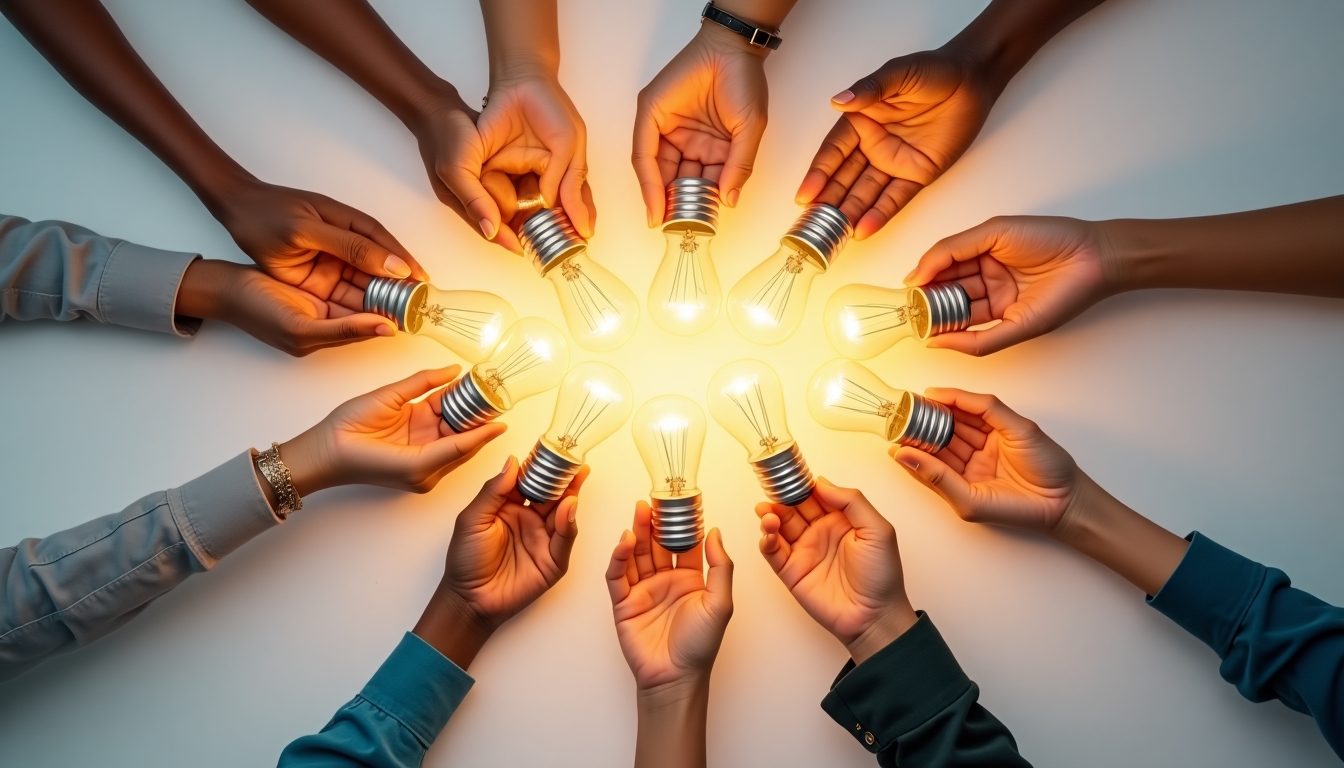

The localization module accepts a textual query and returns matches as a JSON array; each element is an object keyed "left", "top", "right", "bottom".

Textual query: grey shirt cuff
[
  {"left": 99, "top": 241, "right": 200, "bottom": 336},
  {"left": 168, "top": 451, "right": 280, "bottom": 569}
]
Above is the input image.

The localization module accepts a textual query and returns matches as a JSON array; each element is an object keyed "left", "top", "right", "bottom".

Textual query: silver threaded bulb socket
[
  {"left": 651, "top": 494, "right": 705, "bottom": 553},
  {"left": 782, "top": 203, "right": 852, "bottom": 271},
  {"left": 750, "top": 443, "right": 815, "bottom": 507},
  {"left": 519, "top": 207, "right": 587, "bottom": 276},
  {"left": 892, "top": 393, "right": 956, "bottom": 453},
  {"left": 439, "top": 374, "right": 503, "bottom": 433},
  {"left": 911, "top": 282, "right": 972, "bottom": 340},
  {"left": 517, "top": 441, "right": 582, "bottom": 504},
  {"left": 364, "top": 277, "right": 428, "bottom": 333},
  {"left": 663, "top": 178, "right": 720, "bottom": 233}
]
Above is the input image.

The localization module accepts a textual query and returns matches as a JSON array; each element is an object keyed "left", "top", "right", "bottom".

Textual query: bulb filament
[
  {"left": 653, "top": 422, "right": 690, "bottom": 497},
  {"left": 416, "top": 303, "right": 497, "bottom": 342},
  {"left": 744, "top": 248, "right": 808, "bottom": 326},
  {"left": 560, "top": 259, "right": 621, "bottom": 335},
  {"left": 844, "top": 302, "right": 921, "bottom": 338},
  {"left": 555, "top": 388, "right": 613, "bottom": 453},
  {"left": 827, "top": 378, "right": 909, "bottom": 439},
  {"left": 479, "top": 343, "right": 549, "bottom": 396},
  {"left": 727, "top": 380, "right": 780, "bottom": 451},
  {"left": 667, "top": 230, "right": 707, "bottom": 308}
]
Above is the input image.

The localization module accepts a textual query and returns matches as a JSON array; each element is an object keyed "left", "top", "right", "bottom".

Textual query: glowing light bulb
[
  {"left": 706, "top": 359, "right": 814, "bottom": 506},
  {"left": 823, "top": 282, "right": 972, "bottom": 359},
  {"left": 364, "top": 278, "right": 516, "bottom": 362},
  {"left": 727, "top": 203, "right": 851, "bottom": 345},
  {"left": 438, "top": 317, "right": 570, "bottom": 433},
  {"left": 516, "top": 361, "right": 633, "bottom": 503},
  {"left": 518, "top": 207, "right": 639, "bottom": 352},
  {"left": 632, "top": 395, "right": 706, "bottom": 552},
  {"left": 806, "top": 359, "right": 955, "bottom": 453},
  {"left": 648, "top": 178, "right": 722, "bottom": 335}
]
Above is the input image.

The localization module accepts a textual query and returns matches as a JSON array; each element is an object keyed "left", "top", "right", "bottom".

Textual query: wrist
[
  {"left": 845, "top": 602, "right": 919, "bottom": 666},
  {"left": 636, "top": 678, "right": 710, "bottom": 768},
  {"left": 1095, "top": 217, "right": 1171, "bottom": 294},
  {"left": 277, "top": 428, "right": 333, "bottom": 498},
  {"left": 414, "top": 584, "right": 496, "bottom": 671},
  {"left": 694, "top": 20, "right": 773, "bottom": 59},
  {"left": 396, "top": 76, "right": 471, "bottom": 130},
  {"left": 175, "top": 259, "right": 234, "bottom": 321},
  {"left": 490, "top": 54, "right": 559, "bottom": 84}
]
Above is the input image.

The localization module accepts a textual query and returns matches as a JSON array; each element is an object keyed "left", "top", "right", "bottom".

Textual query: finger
[
  {"left": 457, "top": 456, "right": 519, "bottom": 530},
  {"left": 793, "top": 495, "right": 826, "bottom": 525},
  {"left": 549, "top": 495, "right": 579, "bottom": 572},
  {"left": 904, "top": 218, "right": 1010, "bottom": 286},
  {"left": 422, "top": 422, "right": 508, "bottom": 473},
  {"left": 813, "top": 147, "right": 871, "bottom": 209},
  {"left": 853, "top": 178, "right": 923, "bottom": 240},
  {"left": 372, "top": 366, "right": 462, "bottom": 408},
  {"left": 606, "top": 529, "right": 637, "bottom": 604},
  {"left": 796, "top": 117, "right": 860, "bottom": 205},
  {"left": 758, "top": 513, "right": 792, "bottom": 573},
  {"left": 295, "top": 220, "right": 414, "bottom": 279},
  {"left": 890, "top": 446, "right": 975, "bottom": 510},
  {"left": 756, "top": 501, "right": 808, "bottom": 544},
  {"left": 440, "top": 155, "right": 504, "bottom": 243},
  {"left": 925, "top": 320, "right": 1036, "bottom": 357},
  {"left": 633, "top": 500, "right": 656, "bottom": 578},
  {"left": 284, "top": 313, "right": 396, "bottom": 352},
  {"left": 703, "top": 528, "right": 734, "bottom": 615},
  {"left": 559, "top": 137, "right": 593, "bottom": 238},
  {"left": 811, "top": 477, "right": 890, "bottom": 532},
  {"left": 718, "top": 116, "right": 766, "bottom": 208},
  {"left": 831, "top": 56, "right": 913, "bottom": 112},
  {"left": 944, "top": 433, "right": 975, "bottom": 464},
  {"left": 632, "top": 100, "right": 668, "bottom": 227},
  {"left": 922, "top": 389, "right": 1037, "bottom": 437},
  {"left": 528, "top": 464, "right": 590, "bottom": 517},
  {"left": 674, "top": 537, "right": 703, "bottom": 572}
]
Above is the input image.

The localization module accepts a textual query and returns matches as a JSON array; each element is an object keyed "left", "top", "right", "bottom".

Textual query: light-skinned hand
[
  {"left": 904, "top": 216, "right": 1113, "bottom": 356},
  {"left": 796, "top": 48, "right": 998, "bottom": 239},
  {"left": 758, "top": 479, "right": 918, "bottom": 665},
  {"left": 210, "top": 178, "right": 427, "bottom": 286},
  {"left": 633, "top": 24, "right": 768, "bottom": 226},
  {"left": 607, "top": 504, "right": 733, "bottom": 691},
  {"left": 279, "top": 366, "right": 507, "bottom": 496}
]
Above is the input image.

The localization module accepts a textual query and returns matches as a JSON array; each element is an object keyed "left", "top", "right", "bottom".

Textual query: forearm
[
  {"left": 635, "top": 679, "right": 710, "bottom": 768},
  {"left": 1052, "top": 474, "right": 1189, "bottom": 597},
  {"left": 479, "top": 0, "right": 561, "bottom": 79},
  {"left": 947, "top": 0, "right": 1106, "bottom": 93},
  {"left": 0, "top": 0, "right": 251, "bottom": 206},
  {"left": 412, "top": 585, "right": 495, "bottom": 672},
  {"left": 244, "top": 0, "right": 466, "bottom": 127},
  {"left": 1102, "top": 196, "right": 1344, "bottom": 298}
]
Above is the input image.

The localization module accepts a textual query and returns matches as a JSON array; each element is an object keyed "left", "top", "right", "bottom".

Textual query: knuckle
[{"left": 344, "top": 237, "right": 371, "bottom": 267}]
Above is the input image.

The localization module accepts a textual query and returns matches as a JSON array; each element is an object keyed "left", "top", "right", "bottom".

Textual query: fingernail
[
  {"left": 384, "top": 254, "right": 411, "bottom": 278},
  {"left": 568, "top": 503, "right": 576, "bottom": 525},
  {"left": 726, "top": 188, "right": 740, "bottom": 207},
  {"left": 479, "top": 217, "right": 497, "bottom": 240},
  {"left": 896, "top": 455, "right": 919, "bottom": 471},
  {"left": 500, "top": 456, "right": 512, "bottom": 475},
  {"left": 831, "top": 90, "right": 855, "bottom": 105},
  {"left": 375, "top": 323, "right": 395, "bottom": 337},
  {"left": 901, "top": 270, "right": 917, "bottom": 286}
]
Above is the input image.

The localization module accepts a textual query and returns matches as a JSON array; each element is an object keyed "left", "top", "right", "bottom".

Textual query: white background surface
[{"left": 1, "top": 1, "right": 1342, "bottom": 765}]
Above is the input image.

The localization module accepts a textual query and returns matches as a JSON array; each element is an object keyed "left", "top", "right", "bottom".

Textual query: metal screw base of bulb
[
  {"left": 750, "top": 444, "right": 815, "bottom": 507},
  {"left": 519, "top": 207, "right": 587, "bottom": 276},
  {"left": 364, "top": 276, "right": 426, "bottom": 332},
  {"left": 439, "top": 374, "right": 503, "bottom": 434},
  {"left": 893, "top": 394, "right": 956, "bottom": 454},
  {"left": 783, "top": 203, "right": 853, "bottom": 270},
  {"left": 517, "top": 441, "right": 582, "bottom": 504},
  {"left": 663, "top": 178, "right": 720, "bottom": 233},
  {"left": 651, "top": 494, "right": 705, "bottom": 553},
  {"left": 912, "top": 282, "right": 972, "bottom": 340}
]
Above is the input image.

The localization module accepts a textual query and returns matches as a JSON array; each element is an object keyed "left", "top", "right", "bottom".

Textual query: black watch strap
[{"left": 701, "top": 2, "right": 782, "bottom": 50}]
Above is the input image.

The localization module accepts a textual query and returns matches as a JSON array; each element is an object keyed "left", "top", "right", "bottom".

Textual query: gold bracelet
[{"left": 256, "top": 442, "right": 302, "bottom": 520}]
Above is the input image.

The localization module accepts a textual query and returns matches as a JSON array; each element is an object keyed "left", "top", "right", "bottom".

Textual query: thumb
[
  {"left": 926, "top": 320, "right": 1035, "bottom": 357},
  {"left": 297, "top": 220, "right": 413, "bottom": 279},
  {"left": 832, "top": 57, "right": 914, "bottom": 112},
  {"left": 458, "top": 455, "right": 519, "bottom": 528},
  {"left": 440, "top": 160, "right": 505, "bottom": 242},
  {"left": 419, "top": 422, "right": 508, "bottom": 472},
  {"left": 703, "top": 528, "right": 734, "bottom": 616},
  {"left": 286, "top": 313, "right": 395, "bottom": 350},
  {"left": 812, "top": 478, "right": 890, "bottom": 531},
  {"left": 890, "top": 446, "right": 974, "bottom": 510}
]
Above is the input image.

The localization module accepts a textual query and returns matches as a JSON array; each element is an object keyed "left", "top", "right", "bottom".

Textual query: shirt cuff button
[{"left": 864, "top": 731, "right": 875, "bottom": 746}]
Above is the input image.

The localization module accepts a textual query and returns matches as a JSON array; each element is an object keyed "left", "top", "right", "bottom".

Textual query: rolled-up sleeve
[
  {"left": 0, "top": 451, "right": 278, "bottom": 681},
  {"left": 279, "top": 632, "right": 475, "bottom": 767},
  {"left": 0, "top": 214, "right": 200, "bottom": 335}
]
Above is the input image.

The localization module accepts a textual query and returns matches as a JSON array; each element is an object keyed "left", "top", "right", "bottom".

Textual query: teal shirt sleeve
[
  {"left": 1148, "top": 532, "right": 1344, "bottom": 758},
  {"left": 820, "top": 612, "right": 1031, "bottom": 767},
  {"left": 279, "top": 633, "right": 475, "bottom": 768}
]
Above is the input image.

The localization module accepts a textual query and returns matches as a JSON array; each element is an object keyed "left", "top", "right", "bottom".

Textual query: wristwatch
[{"left": 700, "top": 2, "right": 782, "bottom": 50}]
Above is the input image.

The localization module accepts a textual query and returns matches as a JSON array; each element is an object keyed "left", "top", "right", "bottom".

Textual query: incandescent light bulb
[
  {"left": 364, "top": 277, "right": 517, "bottom": 362},
  {"left": 806, "top": 359, "right": 955, "bottom": 453},
  {"left": 518, "top": 208, "right": 639, "bottom": 352},
  {"left": 517, "top": 361, "right": 633, "bottom": 503},
  {"left": 632, "top": 395, "right": 707, "bottom": 553},
  {"left": 706, "top": 359, "right": 814, "bottom": 506},
  {"left": 438, "top": 317, "right": 569, "bottom": 433},
  {"left": 823, "top": 282, "right": 971, "bottom": 360},
  {"left": 726, "top": 203, "right": 852, "bottom": 345},
  {"left": 648, "top": 178, "right": 722, "bottom": 335}
]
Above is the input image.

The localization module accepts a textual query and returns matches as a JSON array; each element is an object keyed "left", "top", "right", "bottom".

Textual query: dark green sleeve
[{"left": 820, "top": 612, "right": 1031, "bottom": 767}]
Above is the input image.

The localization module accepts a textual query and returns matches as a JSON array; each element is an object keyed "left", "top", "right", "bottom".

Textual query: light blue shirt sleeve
[{"left": 279, "top": 632, "right": 475, "bottom": 768}]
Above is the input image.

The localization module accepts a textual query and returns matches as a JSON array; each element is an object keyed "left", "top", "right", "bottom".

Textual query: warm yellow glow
[{"left": 541, "top": 361, "right": 633, "bottom": 461}]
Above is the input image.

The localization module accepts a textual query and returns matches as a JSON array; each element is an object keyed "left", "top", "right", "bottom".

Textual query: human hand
[
  {"left": 633, "top": 23, "right": 769, "bottom": 226},
  {"left": 176, "top": 259, "right": 395, "bottom": 356},
  {"left": 796, "top": 47, "right": 1000, "bottom": 239},
  {"left": 758, "top": 479, "right": 917, "bottom": 664},
  {"left": 209, "top": 177, "right": 428, "bottom": 286},
  {"left": 279, "top": 367, "right": 507, "bottom": 495},
  {"left": 607, "top": 504, "right": 733, "bottom": 691},
  {"left": 891, "top": 389, "right": 1084, "bottom": 535},
  {"left": 903, "top": 216, "right": 1113, "bottom": 356}
]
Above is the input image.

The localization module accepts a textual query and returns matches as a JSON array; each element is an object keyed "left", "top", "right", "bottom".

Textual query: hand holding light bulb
[
  {"left": 807, "top": 359, "right": 956, "bottom": 454},
  {"left": 707, "top": 359, "right": 814, "bottom": 506},
  {"left": 438, "top": 317, "right": 570, "bottom": 433},
  {"left": 516, "top": 361, "right": 633, "bottom": 504},
  {"left": 633, "top": 395, "right": 708, "bottom": 553},
  {"left": 363, "top": 277, "right": 516, "bottom": 362},
  {"left": 648, "top": 179, "right": 723, "bottom": 336}
]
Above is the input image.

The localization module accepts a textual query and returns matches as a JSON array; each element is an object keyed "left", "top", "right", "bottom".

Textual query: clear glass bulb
[
  {"left": 546, "top": 251, "right": 640, "bottom": 352},
  {"left": 632, "top": 395, "right": 707, "bottom": 553},
  {"left": 538, "top": 361, "right": 634, "bottom": 463},
  {"left": 824, "top": 282, "right": 972, "bottom": 359},
  {"left": 706, "top": 359, "right": 796, "bottom": 462},
  {"left": 409, "top": 286, "right": 516, "bottom": 362},
  {"left": 726, "top": 243, "right": 824, "bottom": 345},
  {"left": 468, "top": 317, "right": 570, "bottom": 411},
  {"left": 648, "top": 226, "right": 721, "bottom": 335},
  {"left": 806, "top": 358, "right": 955, "bottom": 453}
]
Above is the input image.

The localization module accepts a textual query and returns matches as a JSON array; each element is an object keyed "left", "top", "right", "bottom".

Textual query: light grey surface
[{"left": 1, "top": 1, "right": 1342, "bottom": 766}]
